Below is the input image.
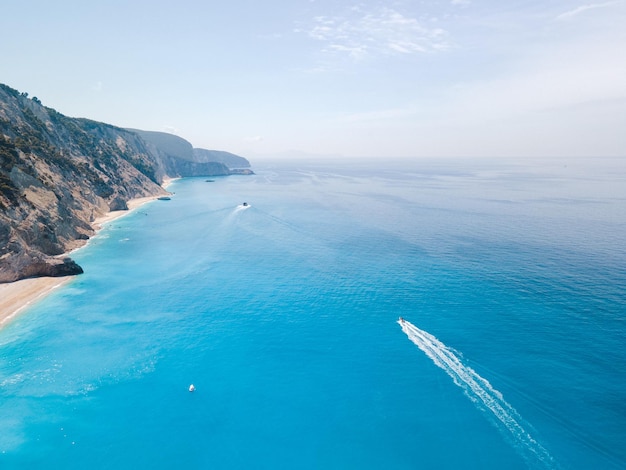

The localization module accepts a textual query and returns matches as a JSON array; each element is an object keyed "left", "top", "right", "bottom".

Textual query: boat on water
[
  {"left": 242, "top": 202, "right": 248, "bottom": 206},
  {"left": 189, "top": 384, "right": 195, "bottom": 392}
]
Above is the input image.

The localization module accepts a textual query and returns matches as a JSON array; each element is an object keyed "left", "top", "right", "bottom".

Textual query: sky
[{"left": 1, "top": 0, "right": 625, "bottom": 159}]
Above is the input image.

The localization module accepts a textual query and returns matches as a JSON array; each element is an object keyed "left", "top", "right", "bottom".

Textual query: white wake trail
[{"left": 399, "top": 319, "right": 555, "bottom": 468}]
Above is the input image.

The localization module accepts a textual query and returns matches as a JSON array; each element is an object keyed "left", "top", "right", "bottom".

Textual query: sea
[{"left": 1, "top": 157, "right": 625, "bottom": 469}]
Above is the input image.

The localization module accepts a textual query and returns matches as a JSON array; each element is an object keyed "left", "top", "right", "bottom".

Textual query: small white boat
[{"left": 189, "top": 384, "right": 195, "bottom": 392}]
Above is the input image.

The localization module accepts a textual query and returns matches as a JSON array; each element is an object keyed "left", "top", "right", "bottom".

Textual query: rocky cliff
[
  {"left": 0, "top": 83, "right": 252, "bottom": 282},
  {"left": 127, "top": 129, "right": 234, "bottom": 177},
  {"left": 126, "top": 129, "right": 251, "bottom": 171},
  {"left": 193, "top": 148, "right": 250, "bottom": 169}
]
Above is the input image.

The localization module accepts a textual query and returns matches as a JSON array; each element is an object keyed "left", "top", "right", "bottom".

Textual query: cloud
[
  {"left": 302, "top": 8, "right": 450, "bottom": 60},
  {"left": 92, "top": 81, "right": 103, "bottom": 92},
  {"left": 245, "top": 135, "right": 264, "bottom": 142},
  {"left": 556, "top": 1, "right": 620, "bottom": 20}
]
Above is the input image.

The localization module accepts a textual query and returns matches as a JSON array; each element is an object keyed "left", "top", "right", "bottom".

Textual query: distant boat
[
  {"left": 242, "top": 202, "right": 249, "bottom": 206},
  {"left": 158, "top": 196, "right": 171, "bottom": 201},
  {"left": 189, "top": 384, "right": 195, "bottom": 392}
]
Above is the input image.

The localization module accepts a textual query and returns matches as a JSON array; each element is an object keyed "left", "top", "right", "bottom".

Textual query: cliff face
[
  {"left": 0, "top": 85, "right": 171, "bottom": 282},
  {"left": 192, "top": 148, "right": 250, "bottom": 169},
  {"left": 127, "top": 129, "right": 233, "bottom": 177},
  {"left": 0, "top": 84, "right": 252, "bottom": 282}
]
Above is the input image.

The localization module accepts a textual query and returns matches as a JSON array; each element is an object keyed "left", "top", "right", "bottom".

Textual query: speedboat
[
  {"left": 189, "top": 384, "right": 195, "bottom": 392},
  {"left": 242, "top": 202, "right": 249, "bottom": 206}
]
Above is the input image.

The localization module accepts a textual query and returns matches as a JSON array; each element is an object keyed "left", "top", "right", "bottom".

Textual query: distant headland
[{"left": 0, "top": 83, "right": 253, "bottom": 283}]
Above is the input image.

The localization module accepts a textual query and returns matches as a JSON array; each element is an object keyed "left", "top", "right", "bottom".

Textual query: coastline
[
  {"left": 0, "top": 277, "right": 72, "bottom": 328},
  {"left": 92, "top": 195, "right": 163, "bottom": 227},
  {"left": 0, "top": 179, "right": 176, "bottom": 330}
]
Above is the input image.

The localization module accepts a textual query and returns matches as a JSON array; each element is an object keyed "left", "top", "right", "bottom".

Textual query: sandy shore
[
  {"left": 0, "top": 180, "right": 177, "bottom": 329},
  {"left": 0, "top": 277, "right": 72, "bottom": 328},
  {"left": 92, "top": 195, "right": 162, "bottom": 227}
]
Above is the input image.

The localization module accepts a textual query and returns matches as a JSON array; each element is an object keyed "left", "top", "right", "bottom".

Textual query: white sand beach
[
  {"left": 0, "top": 276, "right": 71, "bottom": 327},
  {"left": 0, "top": 181, "right": 177, "bottom": 329}
]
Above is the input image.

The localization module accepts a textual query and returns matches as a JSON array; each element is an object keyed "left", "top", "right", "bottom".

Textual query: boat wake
[
  {"left": 399, "top": 319, "right": 556, "bottom": 468},
  {"left": 235, "top": 203, "right": 251, "bottom": 212}
]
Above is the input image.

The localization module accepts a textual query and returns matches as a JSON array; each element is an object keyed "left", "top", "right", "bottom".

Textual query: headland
[{"left": 0, "top": 186, "right": 173, "bottom": 329}]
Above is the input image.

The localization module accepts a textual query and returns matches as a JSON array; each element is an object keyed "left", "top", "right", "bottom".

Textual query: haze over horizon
[{"left": 2, "top": 0, "right": 625, "bottom": 159}]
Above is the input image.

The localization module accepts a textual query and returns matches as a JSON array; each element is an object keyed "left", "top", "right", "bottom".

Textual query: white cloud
[
  {"left": 556, "top": 1, "right": 620, "bottom": 20},
  {"left": 302, "top": 8, "right": 450, "bottom": 60}
]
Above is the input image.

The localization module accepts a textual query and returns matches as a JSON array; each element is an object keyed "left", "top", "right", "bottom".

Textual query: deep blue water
[{"left": 1, "top": 157, "right": 625, "bottom": 469}]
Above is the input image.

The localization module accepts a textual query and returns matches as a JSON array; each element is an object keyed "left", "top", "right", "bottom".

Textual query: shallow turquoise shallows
[{"left": 1, "top": 157, "right": 625, "bottom": 469}]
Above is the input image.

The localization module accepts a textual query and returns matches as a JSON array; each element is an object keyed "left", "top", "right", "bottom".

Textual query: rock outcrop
[
  {"left": 192, "top": 148, "right": 250, "bottom": 169},
  {"left": 0, "top": 83, "right": 252, "bottom": 282},
  {"left": 127, "top": 129, "right": 252, "bottom": 176}
]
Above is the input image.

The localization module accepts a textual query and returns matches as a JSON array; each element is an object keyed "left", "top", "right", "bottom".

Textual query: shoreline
[
  {"left": 0, "top": 277, "right": 72, "bottom": 328},
  {"left": 0, "top": 179, "right": 177, "bottom": 329}
]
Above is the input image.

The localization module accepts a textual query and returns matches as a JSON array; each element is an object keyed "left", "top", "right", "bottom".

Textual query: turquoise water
[{"left": 1, "top": 157, "right": 625, "bottom": 469}]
